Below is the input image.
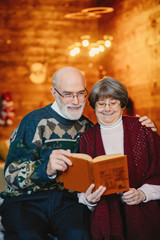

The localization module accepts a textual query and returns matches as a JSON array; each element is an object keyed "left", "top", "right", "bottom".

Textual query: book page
[
  {"left": 93, "top": 153, "right": 123, "bottom": 162},
  {"left": 71, "top": 153, "right": 93, "bottom": 162}
]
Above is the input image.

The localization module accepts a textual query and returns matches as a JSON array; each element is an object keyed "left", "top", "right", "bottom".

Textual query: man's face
[
  {"left": 56, "top": 95, "right": 85, "bottom": 120},
  {"left": 52, "top": 68, "right": 86, "bottom": 120}
]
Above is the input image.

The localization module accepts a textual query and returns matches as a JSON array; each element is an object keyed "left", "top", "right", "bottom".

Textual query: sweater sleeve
[
  {"left": 4, "top": 115, "right": 53, "bottom": 191},
  {"left": 138, "top": 184, "right": 160, "bottom": 202}
]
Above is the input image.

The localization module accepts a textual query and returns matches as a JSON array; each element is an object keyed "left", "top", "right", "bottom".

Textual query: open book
[{"left": 62, "top": 153, "right": 129, "bottom": 195}]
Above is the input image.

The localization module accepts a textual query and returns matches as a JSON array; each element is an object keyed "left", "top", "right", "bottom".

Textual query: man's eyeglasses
[
  {"left": 54, "top": 88, "right": 88, "bottom": 100},
  {"left": 96, "top": 99, "right": 120, "bottom": 109}
]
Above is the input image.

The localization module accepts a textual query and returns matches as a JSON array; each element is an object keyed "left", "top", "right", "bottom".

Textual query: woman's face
[{"left": 95, "top": 97, "right": 123, "bottom": 125}]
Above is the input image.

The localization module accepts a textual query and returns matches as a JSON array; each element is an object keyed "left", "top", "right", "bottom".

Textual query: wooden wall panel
[
  {"left": 0, "top": 0, "right": 99, "bottom": 139},
  {"left": 99, "top": 0, "right": 160, "bottom": 132},
  {"left": 0, "top": 0, "right": 160, "bottom": 139}
]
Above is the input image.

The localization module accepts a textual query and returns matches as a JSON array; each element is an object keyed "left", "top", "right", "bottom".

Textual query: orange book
[{"left": 62, "top": 153, "right": 129, "bottom": 195}]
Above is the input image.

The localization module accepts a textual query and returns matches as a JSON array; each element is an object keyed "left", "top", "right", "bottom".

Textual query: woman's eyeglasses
[{"left": 96, "top": 100, "right": 120, "bottom": 109}]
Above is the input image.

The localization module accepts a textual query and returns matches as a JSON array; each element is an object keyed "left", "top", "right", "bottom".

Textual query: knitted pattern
[
  {"left": 1, "top": 104, "right": 92, "bottom": 198},
  {"left": 79, "top": 116, "right": 160, "bottom": 240}
]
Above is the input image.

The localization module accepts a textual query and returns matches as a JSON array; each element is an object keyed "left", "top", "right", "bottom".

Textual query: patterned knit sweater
[{"left": 1, "top": 104, "right": 92, "bottom": 198}]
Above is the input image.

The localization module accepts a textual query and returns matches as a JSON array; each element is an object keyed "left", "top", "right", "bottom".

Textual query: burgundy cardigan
[{"left": 79, "top": 116, "right": 160, "bottom": 240}]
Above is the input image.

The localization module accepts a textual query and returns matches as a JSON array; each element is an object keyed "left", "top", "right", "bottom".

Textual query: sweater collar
[
  {"left": 99, "top": 116, "right": 122, "bottom": 129},
  {"left": 51, "top": 101, "right": 68, "bottom": 119}
]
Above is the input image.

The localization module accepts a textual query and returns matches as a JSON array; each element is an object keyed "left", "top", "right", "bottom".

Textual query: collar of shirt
[
  {"left": 51, "top": 101, "right": 68, "bottom": 119},
  {"left": 99, "top": 116, "right": 122, "bottom": 130}
]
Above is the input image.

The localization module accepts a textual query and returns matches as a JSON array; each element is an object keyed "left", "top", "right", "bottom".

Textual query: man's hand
[
  {"left": 84, "top": 184, "right": 106, "bottom": 204},
  {"left": 136, "top": 114, "right": 157, "bottom": 132},
  {"left": 122, "top": 188, "right": 146, "bottom": 205},
  {"left": 46, "top": 149, "right": 72, "bottom": 176}
]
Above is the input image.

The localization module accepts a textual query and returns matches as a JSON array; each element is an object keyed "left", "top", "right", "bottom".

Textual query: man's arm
[
  {"left": 137, "top": 115, "right": 157, "bottom": 132},
  {"left": 46, "top": 149, "right": 72, "bottom": 176},
  {"left": 4, "top": 117, "right": 56, "bottom": 191}
]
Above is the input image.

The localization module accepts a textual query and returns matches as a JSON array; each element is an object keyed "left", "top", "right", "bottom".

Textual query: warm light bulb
[
  {"left": 89, "top": 47, "right": 99, "bottom": 56},
  {"left": 94, "top": 47, "right": 99, "bottom": 54},
  {"left": 70, "top": 48, "right": 80, "bottom": 56},
  {"left": 74, "top": 47, "right": 80, "bottom": 54},
  {"left": 99, "top": 45, "right": 105, "bottom": 52},
  {"left": 104, "top": 40, "right": 111, "bottom": 47},
  {"left": 82, "top": 39, "right": 89, "bottom": 47},
  {"left": 70, "top": 49, "right": 76, "bottom": 56},
  {"left": 89, "top": 49, "right": 95, "bottom": 57}
]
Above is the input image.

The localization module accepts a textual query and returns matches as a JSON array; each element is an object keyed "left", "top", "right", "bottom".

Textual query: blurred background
[{"left": 0, "top": 0, "right": 160, "bottom": 145}]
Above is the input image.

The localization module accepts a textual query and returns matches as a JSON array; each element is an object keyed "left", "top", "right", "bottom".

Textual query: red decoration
[{"left": 0, "top": 92, "right": 15, "bottom": 126}]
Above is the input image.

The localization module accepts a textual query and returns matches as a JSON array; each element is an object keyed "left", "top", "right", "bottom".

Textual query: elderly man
[{"left": 0, "top": 67, "right": 157, "bottom": 240}]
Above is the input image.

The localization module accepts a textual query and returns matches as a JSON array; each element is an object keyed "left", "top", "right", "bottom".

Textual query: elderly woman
[{"left": 79, "top": 77, "right": 160, "bottom": 240}]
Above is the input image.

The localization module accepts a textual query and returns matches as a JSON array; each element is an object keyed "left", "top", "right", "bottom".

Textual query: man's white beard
[{"left": 56, "top": 96, "right": 85, "bottom": 120}]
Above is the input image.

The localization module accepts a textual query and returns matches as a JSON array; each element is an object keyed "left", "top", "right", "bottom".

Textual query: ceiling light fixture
[
  {"left": 81, "top": 7, "right": 114, "bottom": 14},
  {"left": 69, "top": 35, "right": 113, "bottom": 57},
  {"left": 64, "top": 12, "right": 101, "bottom": 20},
  {"left": 64, "top": 6, "right": 114, "bottom": 20}
]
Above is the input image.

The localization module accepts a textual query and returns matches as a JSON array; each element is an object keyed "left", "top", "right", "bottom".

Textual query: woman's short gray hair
[{"left": 89, "top": 77, "right": 128, "bottom": 109}]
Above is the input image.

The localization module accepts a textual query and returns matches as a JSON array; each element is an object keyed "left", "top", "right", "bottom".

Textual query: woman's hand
[
  {"left": 84, "top": 183, "right": 106, "bottom": 204},
  {"left": 122, "top": 188, "right": 146, "bottom": 205}
]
